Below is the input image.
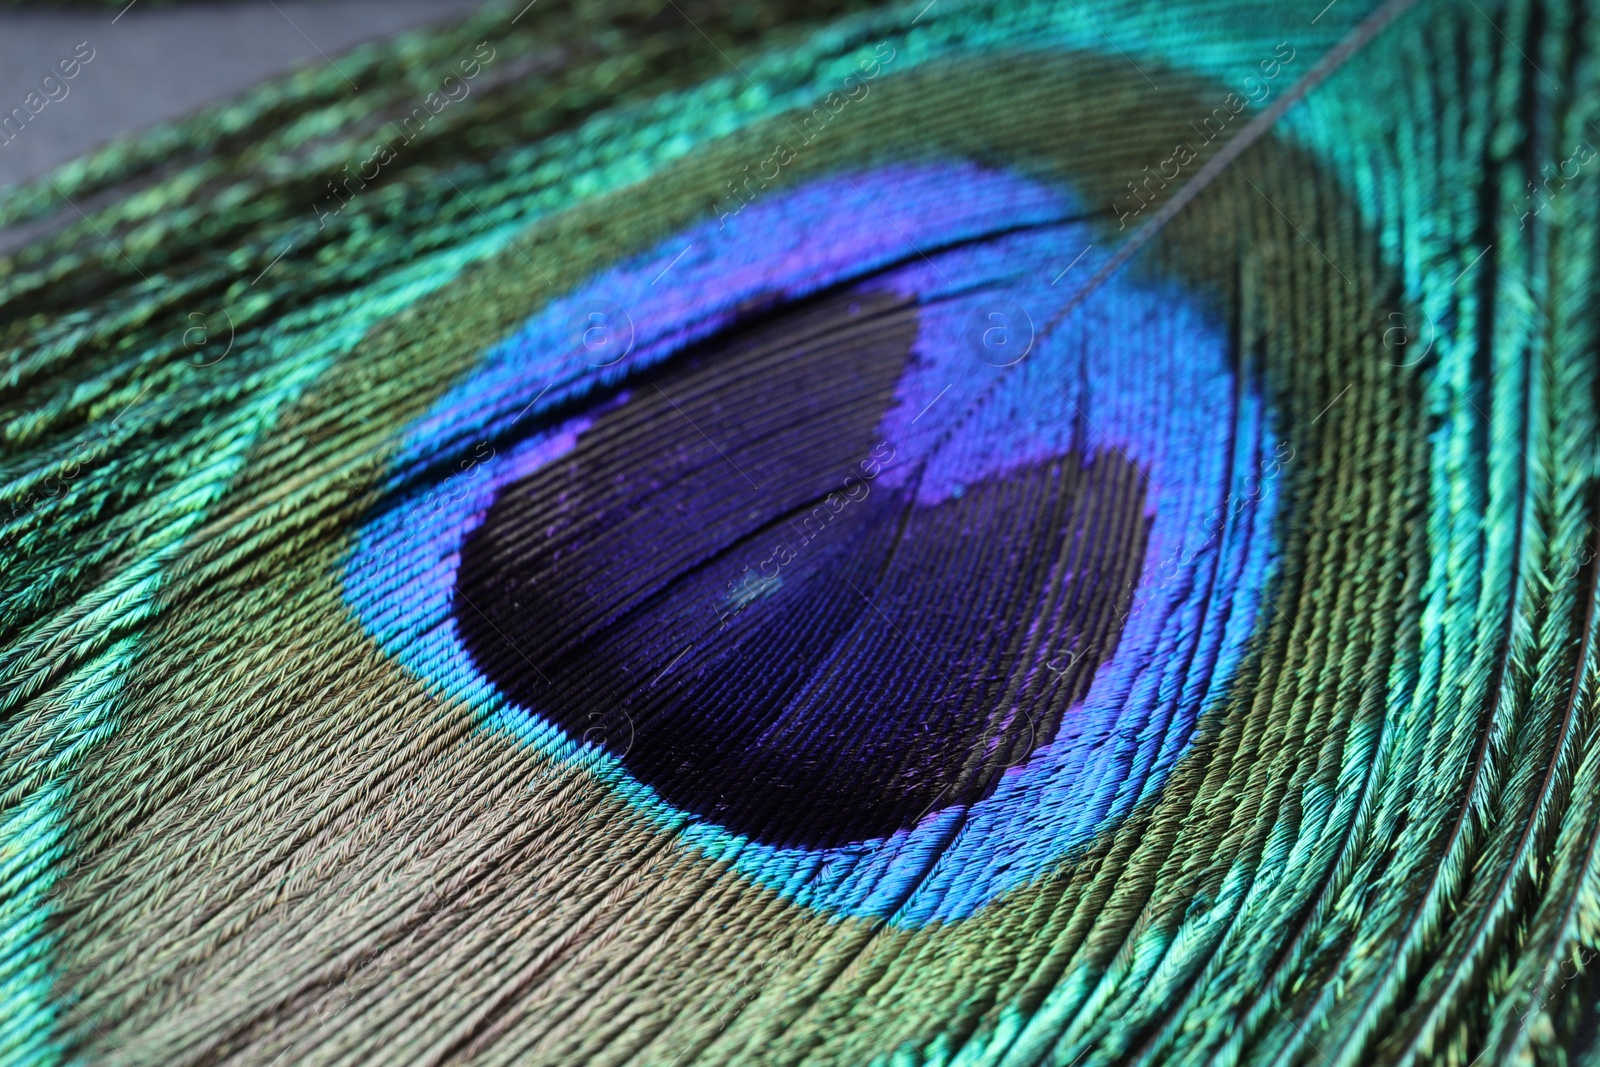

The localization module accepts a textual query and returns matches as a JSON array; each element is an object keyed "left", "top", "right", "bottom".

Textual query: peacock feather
[{"left": 3, "top": 0, "right": 1600, "bottom": 1063}]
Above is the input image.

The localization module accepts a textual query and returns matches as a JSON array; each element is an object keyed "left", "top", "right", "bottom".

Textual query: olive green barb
[{"left": 3, "top": 0, "right": 1600, "bottom": 1065}]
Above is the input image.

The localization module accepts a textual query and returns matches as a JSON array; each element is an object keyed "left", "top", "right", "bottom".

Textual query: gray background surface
[{"left": 0, "top": 1, "right": 483, "bottom": 190}]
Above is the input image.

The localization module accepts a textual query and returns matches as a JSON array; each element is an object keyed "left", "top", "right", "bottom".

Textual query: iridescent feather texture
[{"left": 3, "top": 0, "right": 1600, "bottom": 1064}]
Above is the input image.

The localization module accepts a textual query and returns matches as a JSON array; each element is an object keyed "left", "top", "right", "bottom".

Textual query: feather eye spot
[{"left": 346, "top": 162, "right": 1273, "bottom": 920}]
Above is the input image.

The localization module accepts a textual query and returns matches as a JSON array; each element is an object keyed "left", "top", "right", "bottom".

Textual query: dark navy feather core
[{"left": 454, "top": 289, "right": 1149, "bottom": 847}]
